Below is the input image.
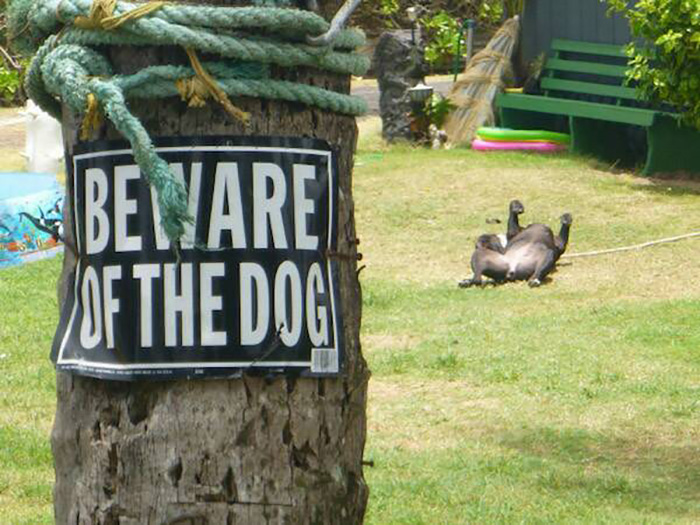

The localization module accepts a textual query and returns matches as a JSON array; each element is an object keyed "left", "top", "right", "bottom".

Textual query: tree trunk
[{"left": 52, "top": 1, "right": 369, "bottom": 523}]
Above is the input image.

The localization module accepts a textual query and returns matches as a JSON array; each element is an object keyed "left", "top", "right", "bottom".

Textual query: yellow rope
[
  {"left": 80, "top": 93, "right": 102, "bottom": 140},
  {"left": 103, "top": 1, "right": 166, "bottom": 30},
  {"left": 74, "top": 0, "right": 165, "bottom": 31},
  {"left": 74, "top": 0, "right": 116, "bottom": 29},
  {"left": 175, "top": 77, "right": 209, "bottom": 108},
  {"left": 181, "top": 47, "right": 250, "bottom": 124}
]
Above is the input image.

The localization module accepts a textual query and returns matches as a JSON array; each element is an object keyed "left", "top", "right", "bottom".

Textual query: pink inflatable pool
[{"left": 472, "top": 139, "right": 568, "bottom": 153}]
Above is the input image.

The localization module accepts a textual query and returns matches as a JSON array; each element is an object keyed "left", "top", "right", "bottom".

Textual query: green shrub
[
  {"left": 427, "top": 93, "right": 455, "bottom": 128},
  {"left": 421, "top": 1, "right": 524, "bottom": 72},
  {"left": 1, "top": 0, "right": 27, "bottom": 107},
  {"left": 352, "top": 0, "right": 502, "bottom": 38},
  {"left": 0, "top": 64, "right": 22, "bottom": 106},
  {"left": 478, "top": 0, "right": 504, "bottom": 25},
  {"left": 479, "top": 0, "right": 523, "bottom": 26},
  {"left": 607, "top": 0, "right": 700, "bottom": 129},
  {"left": 422, "top": 10, "right": 463, "bottom": 67}
]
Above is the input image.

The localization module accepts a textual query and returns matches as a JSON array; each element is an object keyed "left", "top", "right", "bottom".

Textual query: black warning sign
[{"left": 52, "top": 136, "right": 343, "bottom": 380}]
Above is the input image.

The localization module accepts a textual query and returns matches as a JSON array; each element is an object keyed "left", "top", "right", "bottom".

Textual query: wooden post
[{"left": 53, "top": 1, "right": 369, "bottom": 523}]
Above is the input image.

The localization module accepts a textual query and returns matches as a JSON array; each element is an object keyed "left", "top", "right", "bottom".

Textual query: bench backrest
[{"left": 539, "top": 39, "right": 642, "bottom": 106}]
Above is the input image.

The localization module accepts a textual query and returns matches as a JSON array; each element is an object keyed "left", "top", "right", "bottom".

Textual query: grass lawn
[
  {"left": 356, "top": 117, "right": 700, "bottom": 523},
  {"left": 2, "top": 116, "right": 700, "bottom": 522},
  {"left": 0, "top": 259, "right": 59, "bottom": 524}
]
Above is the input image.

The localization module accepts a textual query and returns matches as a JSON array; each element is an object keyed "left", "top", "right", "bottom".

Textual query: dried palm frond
[{"left": 444, "top": 16, "right": 520, "bottom": 147}]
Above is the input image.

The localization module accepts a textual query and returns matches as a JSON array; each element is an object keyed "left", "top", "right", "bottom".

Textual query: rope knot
[
  {"left": 175, "top": 76, "right": 209, "bottom": 109},
  {"left": 178, "top": 48, "right": 251, "bottom": 125},
  {"left": 74, "top": 0, "right": 116, "bottom": 29},
  {"left": 74, "top": 0, "right": 165, "bottom": 31}
]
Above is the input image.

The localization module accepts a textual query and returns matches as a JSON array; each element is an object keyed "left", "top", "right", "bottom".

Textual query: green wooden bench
[{"left": 496, "top": 39, "right": 700, "bottom": 175}]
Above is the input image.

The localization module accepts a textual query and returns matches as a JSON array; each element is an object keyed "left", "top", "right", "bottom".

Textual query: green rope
[
  {"left": 9, "top": 0, "right": 368, "bottom": 245},
  {"left": 59, "top": 27, "right": 368, "bottom": 75},
  {"left": 116, "top": 65, "right": 367, "bottom": 116}
]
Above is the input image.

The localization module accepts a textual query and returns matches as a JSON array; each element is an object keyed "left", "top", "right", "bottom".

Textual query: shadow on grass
[
  {"left": 631, "top": 176, "right": 700, "bottom": 197},
  {"left": 573, "top": 152, "right": 700, "bottom": 197},
  {"left": 500, "top": 426, "right": 700, "bottom": 517}
]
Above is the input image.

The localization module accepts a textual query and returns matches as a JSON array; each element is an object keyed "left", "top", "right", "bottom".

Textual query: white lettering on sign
[
  {"left": 253, "top": 163, "right": 288, "bottom": 249},
  {"left": 133, "top": 263, "right": 160, "bottom": 348},
  {"left": 114, "top": 165, "right": 141, "bottom": 252},
  {"left": 275, "top": 261, "right": 303, "bottom": 347},
  {"left": 102, "top": 265, "right": 122, "bottom": 349},
  {"left": 79, "top": 265, "right": 102, "bottom": 348},
  {"left": 200, "top": 262, "right": 226, "bottom": 346},
  {"left": 293, "top": 164, "right": 319, "bottom": 251},
  {"left": 80, "top": 161, "right": 324, "bottom": 254},
  {"left": 208, "top": 162, "right": 247, "bottom": 249},
  {"left": 85, "top": 168, "right": 109, "bottom": 255},
  {"left": 74, "top": 260, "right": 332, "bottom": 350},
  {"left": 306, "top": 262, "right": 328, "bottom": 347},
  {"left": 164, "top": 263, "right": 194, "bottom": 347},
  {"left": 240, "top": 262, "right": 269, "bottom": 346}
]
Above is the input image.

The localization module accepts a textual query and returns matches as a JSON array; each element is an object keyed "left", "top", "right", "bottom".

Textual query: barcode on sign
[{"left": 311, "top": 349, "right": 339, "bottom": 374}]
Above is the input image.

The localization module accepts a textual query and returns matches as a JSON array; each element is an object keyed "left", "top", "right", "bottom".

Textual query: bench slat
[
  {"left": 551, "top": 39, "right": 628, "bottom": 58},
  {"left": 541, "top": 78, "right": 639, "bottom": 100},
  {"left": 497, "top": 93, "right": 656, "bottom": 126},
  {"left": 546, "top": 58, "right": 629, "bottom": 78}
]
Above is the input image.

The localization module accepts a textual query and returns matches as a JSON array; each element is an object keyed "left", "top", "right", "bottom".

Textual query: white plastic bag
[{"left": 23, "top": 100, "right": 64, "bottom": 174}]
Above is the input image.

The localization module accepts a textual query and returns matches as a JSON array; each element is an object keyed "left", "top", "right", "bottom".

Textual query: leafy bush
[
  {"left": 352, "top": 0, "right": 499, "bottom": 37},
  {"left": 479, "top": 0, "right": 524, "bottom": 26},
  {"left": 607, "top": 0, "right": 700, "bottom": 129},
  {"left": 420, "top": 1, "right": 524, "bottom": 71},
  {"left": 352, "top": 0, "right": 526, "bottom": 74},
  {"left": 1, "top": 0, "right": 26, "bottom": 106},
  {"left": 422, "top": 10, "right": 463, "bottom": 67},
  {"left": 379, "top": 0, "right": 401, "bottom": 16},
  {"left": 0, "top": 63, "right": 22, "bottom": 106},
  {"left": 426, "top": 93, "right": 455, "bottom": 128},
  {"left": 478, "top": 0, "right": 504, "bottom": 25}
]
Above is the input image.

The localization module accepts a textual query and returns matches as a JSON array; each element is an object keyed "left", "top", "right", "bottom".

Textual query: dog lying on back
[{"left": 460, "top": 200, "right": 573, "bottom": 288}]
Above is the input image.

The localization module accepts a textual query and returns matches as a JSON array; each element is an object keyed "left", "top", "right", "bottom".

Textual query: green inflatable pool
[{"left": 477, "top": 127, "right": 571, "bottom": 144}]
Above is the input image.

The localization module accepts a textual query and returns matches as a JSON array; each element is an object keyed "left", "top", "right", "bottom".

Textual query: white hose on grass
[{"left": 562, "top": 231, "right": 700, "bottom": 259}]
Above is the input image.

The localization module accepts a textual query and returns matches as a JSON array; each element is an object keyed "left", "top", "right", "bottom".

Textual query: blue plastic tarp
[{"left": 0, "top": 172, "right": 64, "bottom": 268}]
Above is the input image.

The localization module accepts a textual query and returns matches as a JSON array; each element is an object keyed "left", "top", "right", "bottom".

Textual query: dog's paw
[{"left": 459, "top": 278, "right": 479, "bottom": 288}]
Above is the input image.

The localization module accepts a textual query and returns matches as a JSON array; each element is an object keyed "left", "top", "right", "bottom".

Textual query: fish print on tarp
[{"left": 0, "top": 173, "right": 64, "bottom": 269}]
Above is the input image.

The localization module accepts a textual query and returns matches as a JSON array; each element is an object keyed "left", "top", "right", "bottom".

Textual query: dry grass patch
[{"left": 362, "top": 333, "right": 421, "bottom": 352}]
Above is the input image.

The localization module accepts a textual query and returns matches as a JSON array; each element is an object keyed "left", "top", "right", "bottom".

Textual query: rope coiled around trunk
[{"left": 9, "top": 0, "right": 369, "bottom": 245}]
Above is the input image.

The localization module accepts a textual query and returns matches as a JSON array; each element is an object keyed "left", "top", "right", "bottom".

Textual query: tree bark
[{"left": 52, "top": 1, "right": 369, "bottom": 523}]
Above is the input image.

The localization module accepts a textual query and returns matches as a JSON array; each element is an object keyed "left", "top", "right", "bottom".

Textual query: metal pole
[
  {"left": 465, "top": 19, "right": 476, "bottom": 67},
  {"left": 452, "top": 20, "right": 463, "bottom": 82}
]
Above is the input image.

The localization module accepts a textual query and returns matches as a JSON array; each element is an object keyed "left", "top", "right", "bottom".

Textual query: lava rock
[{"left": 373, "top": 30, "right": 427, "bottom": 142}]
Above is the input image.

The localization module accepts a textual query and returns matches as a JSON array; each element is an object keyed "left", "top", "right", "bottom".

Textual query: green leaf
[{"left": 605, "top": 0, "right": 700, "bottom": 129}]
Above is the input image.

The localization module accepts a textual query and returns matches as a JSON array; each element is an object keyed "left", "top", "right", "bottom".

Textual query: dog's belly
[{"left": 506, "top": 244, "right": 541, "bottom": 279}]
